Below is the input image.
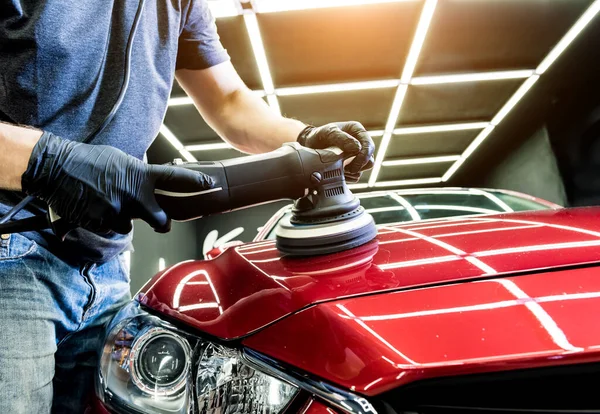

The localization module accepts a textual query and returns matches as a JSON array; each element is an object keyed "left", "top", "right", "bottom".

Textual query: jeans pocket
[{"left": 0, "top": 233, "right": 38, "bottom": 260}]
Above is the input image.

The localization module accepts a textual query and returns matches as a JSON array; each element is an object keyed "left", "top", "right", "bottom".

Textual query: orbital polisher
[
  {"left": 0, "top": 143, "right": 377, "bottom": 257},
  {"left": 157, "top": 142, "right": 377, "bottom": 256}
]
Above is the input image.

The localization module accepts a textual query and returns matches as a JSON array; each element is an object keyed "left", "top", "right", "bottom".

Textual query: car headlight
[{"left": 97, "top": 301, "right": 299, "bottom": 414}]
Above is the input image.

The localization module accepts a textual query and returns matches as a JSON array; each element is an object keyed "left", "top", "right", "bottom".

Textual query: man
[{"left": 0, "top": 1, "right": 375, "bottom": 412}]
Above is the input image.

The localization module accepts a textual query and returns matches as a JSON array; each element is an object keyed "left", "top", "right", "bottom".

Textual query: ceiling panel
[
  {"left": 398, "top": 80, "right": 523, "bottom": 126},
  {"left": 164, "top": 106, "right": 218, "bottom": 143},
  {"left": 259, "top": 2, "right": 422, "bottom": 87},
  {"left": 147, "top": 134, "right": 182, "bottom": 163},
  {"left": 378, "top": 162, "right": 450, "bottom": 182},
  {"left": 386, "top": 129, "right": 481, "bottom": 158},
  {"left": 415, "top": 0, "right": 594, "bottom": 75},
  {"left": 278, "top": 88, "right": 396, "bottom": 130}
]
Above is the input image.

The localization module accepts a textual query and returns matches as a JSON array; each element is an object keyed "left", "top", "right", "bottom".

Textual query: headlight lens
[
  {"left": 98, "top": 301, "right": 298, "bottom": 414},
  {"left": 196, "top": 343, "right": 298, "bottom": 413}
]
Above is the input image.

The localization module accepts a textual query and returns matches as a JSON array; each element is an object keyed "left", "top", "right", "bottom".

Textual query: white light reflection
[
  {"left": 380, "top": 226, "right": 497, "bottom": 275},
  {"left": 473, "top": 239, "right": 600, "bottom": 258},
  {"left": 413, "top": 205, "right": 500, "bottom": 214},
  {"left": 363, "top": 377, "right": 383, "bottom": 391},
  {"left": 336, "top": 304, "right": 419, "bottom": 365},
  {"left": 178, "top": 303, "right": 219, "bottom": 312},
  {"left": 389, "top": 193, "right": 421, "bottom": 220},
  {"left": 469, "top": 189, "right": 514, "bottom": 212},
  {"left": 495, "top": 279, "right": 581, "bottom": 352},
  {"left": 172, "top": 270, "right": 223, "bottom": 314},
  {"left": 379, "top": 255, "right": 462, "bottom": 270}
]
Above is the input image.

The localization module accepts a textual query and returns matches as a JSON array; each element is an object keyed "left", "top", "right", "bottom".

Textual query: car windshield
[{"left": 264, "top": 189, "right": 552, "bottom": 240}]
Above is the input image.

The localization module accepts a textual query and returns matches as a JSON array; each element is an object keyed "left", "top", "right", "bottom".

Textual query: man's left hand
[{"left": 297, "top": 121, "right": 375, "bottom": 182}]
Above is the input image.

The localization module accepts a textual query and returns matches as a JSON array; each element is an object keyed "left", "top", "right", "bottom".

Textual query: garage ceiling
[{"left": 151, "top": 0, "right": 600, "bottom": 190}]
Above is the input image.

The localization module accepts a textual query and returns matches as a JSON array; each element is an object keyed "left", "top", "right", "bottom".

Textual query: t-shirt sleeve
[{"left": 177, "top": 0, "right": 230, "bottom": 70}]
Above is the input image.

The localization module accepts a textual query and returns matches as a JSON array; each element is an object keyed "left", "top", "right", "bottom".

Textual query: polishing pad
[{"left": 275, "top": 207, "right": 377, "bottom": 256}]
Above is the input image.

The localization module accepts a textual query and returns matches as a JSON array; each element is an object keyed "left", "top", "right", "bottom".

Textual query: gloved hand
[
  {"left": 21, "top": 131, "right": 214, "bottom": 235},
  {"left": 297, "top": 121, "right": 375, "bottom": 182}
]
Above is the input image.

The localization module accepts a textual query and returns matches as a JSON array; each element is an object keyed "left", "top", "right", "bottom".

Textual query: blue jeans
[{"left": 0, "top": 233, "right": 131, "bottom": 413}]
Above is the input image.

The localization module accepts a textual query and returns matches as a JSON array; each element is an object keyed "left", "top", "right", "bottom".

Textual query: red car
[{"left": 95, "top": 188, "right": 600, "bottom": 414}]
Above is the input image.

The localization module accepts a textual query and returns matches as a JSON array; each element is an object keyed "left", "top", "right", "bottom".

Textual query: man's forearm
[
  {"left": 212, "top": 88, "right": 305, "bottom": 154},
  {"left": 0, "top": 122, "right": 42, "bottom": 191}
]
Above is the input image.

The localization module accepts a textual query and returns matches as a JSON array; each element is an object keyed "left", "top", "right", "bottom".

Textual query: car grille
[{"left": 377, "top": 362, "right": 600, "bottom": 414}]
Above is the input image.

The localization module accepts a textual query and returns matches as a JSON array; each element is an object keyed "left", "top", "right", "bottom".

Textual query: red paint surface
[
  {"left": 139, "top": 207, "right": 600, "bottom": 340},
  {"left": 244, "top": 266, "right": 600, "bottom": 395},
  {"left": 89, "top": 398, "right": 111, "bottom": 414}
]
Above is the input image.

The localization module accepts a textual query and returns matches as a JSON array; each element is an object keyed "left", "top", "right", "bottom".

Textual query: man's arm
[
  {"left": 0, "top": 122, "right": 42, "bottom": 190},
  {"left": 176, "top": 61, "right": 305, "bottom": 154}
]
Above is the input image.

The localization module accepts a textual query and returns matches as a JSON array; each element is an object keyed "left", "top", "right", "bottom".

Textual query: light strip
[
  {"left": 536, "top": 0, "right": 600, "bottom": 75},
  {"left": 368, "top": 84, "right": 408, "bottom": 186},
  {"left": 348, "top": 183, "right": 369, "bottom": 190},
  {"left": 276, "top": 79, "right": 399, "bottom": 96},
  {"left": 400, "top": 0, "right": 437, "bottom": 83},
  {"left": 244, "top": 14, "right": 275, "bottom": 95},
  {"left": 370, "top": 0, "right": 437, "bottom": 186},
  {"left": 207, "top": 0, "right": 240, "bottom": 18},
  {"left": 393, "top": 122, "right": 489, "bottom": 135},
  {"left": 266, "top": 94, "right": 282, "bottom": 115},
  {"left": 168, "top": 96, "right": 194, "bottom": 106},
  {"left": 373, "top": 177, "right": 443, "bottom": 188},
  {"left": 159, "top": 124, "right": 197, "bottom": 162},
  {"left": 255, "top": 0, "right": 418, "bottom": 13},
  {"left": 382, "top": 155, "right": 460, "bottom": 167},
  {"left": 491, "top": 75, "right": 540, "bottom": 126},
  {"left": 442, "top": 125, "right": 495, "bottom": 182},
  {"left": 185, "top": 142, "right": 232, "bottom": 151},
  {"left": 411, "top": 70, "right": 534, "bottom": 85},
  {"left": 442, "top": 1, "right": 600, "bottom": 183},
  {"left": 442, "top": 75, "right": 537, "bottom": 182}
]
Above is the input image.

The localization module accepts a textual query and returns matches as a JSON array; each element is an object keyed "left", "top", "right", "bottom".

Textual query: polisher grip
[{"left": 155, "top": 143, "right": 327, "bottom": 221}]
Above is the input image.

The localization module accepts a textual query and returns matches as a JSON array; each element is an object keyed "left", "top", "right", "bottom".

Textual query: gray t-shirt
[{"left": 0, "top": 0, "right": 229, "bottom": 264}]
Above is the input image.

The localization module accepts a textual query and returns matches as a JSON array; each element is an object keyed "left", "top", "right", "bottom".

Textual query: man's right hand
[{"left": 21, "top": 131, "right": 214, "bottom": 235}]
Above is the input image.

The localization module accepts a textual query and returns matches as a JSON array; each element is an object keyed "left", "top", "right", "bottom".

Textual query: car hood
[{"left": 138, "top": 207, "right": 600, "bottom": 340}]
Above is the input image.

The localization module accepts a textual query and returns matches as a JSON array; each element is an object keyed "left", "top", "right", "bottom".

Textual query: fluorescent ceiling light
[
  {"left": 368, "top": 84, "right": 408, "bottom": 186},
  {"left": 254, "top": 0, "right": 418, "bottom": 13},
  {"left": 208, "top": 0, "right": 240, "bottom": 18},
  {"left": 348, "top": 183, "right": 369, "bottom": 190},
  {"left": 244, "top": 14, "right": 275, "bottom": 94},
  {"left": 537, "top": 0, "right": 600, "bottom": 75},
  {"left": 370, "top": 0, "right": 437, "bottom": 187},
  {"left": 442, "top": 125, "right": 494, "bottom": 182},
  {"left": 383, "top": 155, "right": 460, "bottom": 167},
  {"left": 266, "top": 94, "right": 282, "bottom": 115},
  {"left": 276, "top": 79, "right": 398, "bottom": 96},
  {"left": 159, "top": 124, "right": 197, "bottom": 162},
  {"left": 442, "top": 1, "right": 600, "bottom": 183},
  {"left": 393, "top": 122, "right": 489, "bottom": 135},
  {"left": 374, "top": 177, "right": 443, "bottom": 188},
  {"left": 168, "top": 96, "right": 194, "bottom": 106},
  {"left": 368, "top": 130, "right": 385, "bottom": 137},
  {"left": 400, "top": 0, "right": 437, "bottom": 83},
  {"left": 491, "top": 75, "right": 540, "bottom": 126},
  {"left": 185, "top": 142, "right": 232, "bottom": 151},
  {"left": 411, "top": 70, "right": 534, "bottom": 85}
]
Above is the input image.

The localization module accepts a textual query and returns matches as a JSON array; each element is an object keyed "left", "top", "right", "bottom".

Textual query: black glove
[
  {"left": 297, "top": 121, "right": 375, "bottom": 182},
  {"left": 22, "top": 131, "right": 214, "bottom": 235}
]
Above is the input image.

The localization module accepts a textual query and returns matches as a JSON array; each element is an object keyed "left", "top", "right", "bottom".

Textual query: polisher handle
[{"left": 155, "top": 143, "right": 344, "bottom": 221}]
